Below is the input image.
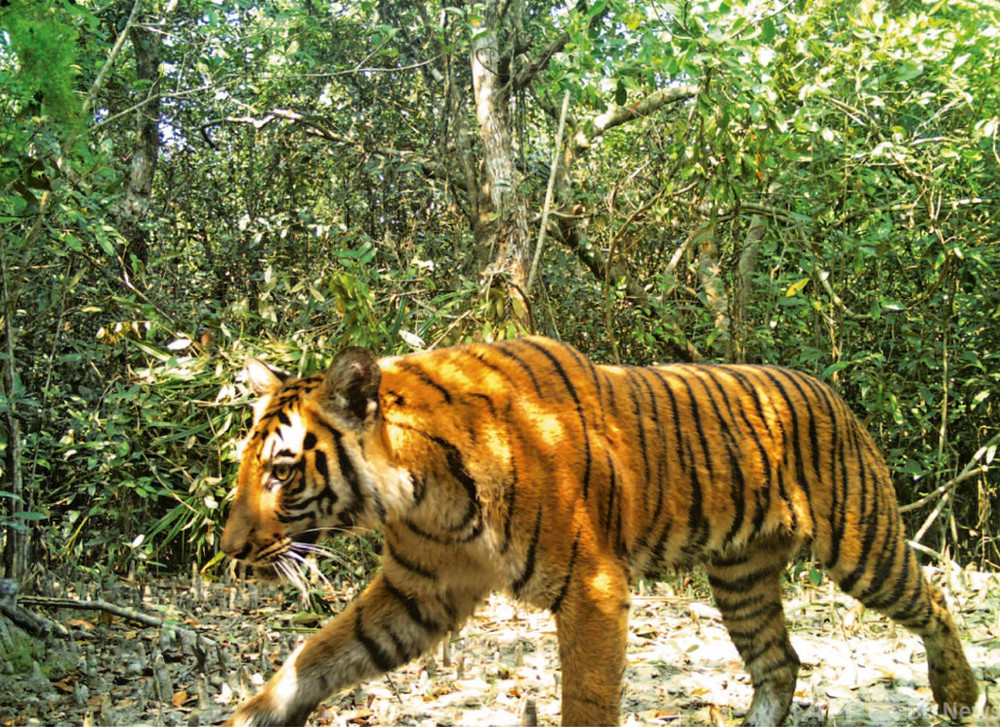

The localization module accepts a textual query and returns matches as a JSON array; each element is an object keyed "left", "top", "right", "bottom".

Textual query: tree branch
[
  {"left": 512, "top": 4, "right": 610, "bottom": 91},
  {"left": 572, "top": 85, "right": 698, "bottom": 150},
  {"left": 558, "top": 223, "right": 702, "bottom": 362},
  {"left": 899, "top": 432, "right": 999, "bottom": 514},
  {"left": 512, "top": 32, "right": 570, "bottom": 91},
  {"left": 82, "top": 0, "right": 144, "bottom": 118}
]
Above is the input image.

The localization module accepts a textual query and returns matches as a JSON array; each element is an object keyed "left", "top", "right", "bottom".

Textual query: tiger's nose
[
  {"left": 223, "top": 543, "right": 251, "bottom": 561},
  {"left": 220, "top": 526, "right": 251, "bottom": 561}
]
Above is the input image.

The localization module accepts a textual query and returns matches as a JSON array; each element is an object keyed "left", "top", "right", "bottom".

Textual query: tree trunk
[
  {"left": 471, "top": 0, "right": 533, "bottom": 329},
  {"left": 694, "top": 214, "right": 732, "bottom": 359},
  {"left": 0, "top": 238, "right": 27, "bottom": 579},
  {"left": 118, "top": 21, "right": 161, "bottom": 280}
]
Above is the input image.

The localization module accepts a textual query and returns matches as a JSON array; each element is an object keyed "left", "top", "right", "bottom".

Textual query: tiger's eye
[{"left": 272, "top": 463, "right": 294, "bottom": 482}]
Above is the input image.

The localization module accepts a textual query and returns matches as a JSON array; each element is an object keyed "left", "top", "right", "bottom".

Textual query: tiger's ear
[
  {"left": 318, "top": 346, "right": 381, "bottom": 431},
  {"left": 244, "top": 358, "right": 290, "bottom": 397}
]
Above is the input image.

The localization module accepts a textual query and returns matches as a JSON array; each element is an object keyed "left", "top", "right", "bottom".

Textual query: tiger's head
[{"left": 220, "top": 346, "right": 392, "bottom": 576}]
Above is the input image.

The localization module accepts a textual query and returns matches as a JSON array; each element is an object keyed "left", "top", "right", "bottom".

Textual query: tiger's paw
[{"left": 223, "top": 693, "right": 311, "bottom": 727}]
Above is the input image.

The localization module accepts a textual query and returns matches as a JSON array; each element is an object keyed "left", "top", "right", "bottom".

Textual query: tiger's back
[{"left": 222, "top": 336, "right": 977, "bottom": 727}]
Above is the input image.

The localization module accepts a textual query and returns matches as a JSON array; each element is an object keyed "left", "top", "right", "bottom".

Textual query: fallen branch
[
  {"left": 19, "top": 596, "right": 169, "bottom": 629},
  {"left": 0, "top": 599, "right": 67, "bottom": 638},
  {"left": 16, "top": 595, "right": 221, "bottom": 659}
]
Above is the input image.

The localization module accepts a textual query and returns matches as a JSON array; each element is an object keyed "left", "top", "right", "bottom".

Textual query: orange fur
[{"left": 221, "top": 337, "right": 977, "bottom": 726}]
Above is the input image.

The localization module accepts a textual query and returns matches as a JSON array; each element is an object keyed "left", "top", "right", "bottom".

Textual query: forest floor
[{"left": 0, "top": 565, "right": 998, "bottom": 727}]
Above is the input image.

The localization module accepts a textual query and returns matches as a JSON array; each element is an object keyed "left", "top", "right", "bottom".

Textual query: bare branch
[
  {"left": 573, "top": 85, "right": 698, "bottom": 150},
  {"left": 900, "top": 432, "right": 999, "bottom": 514},
  {"left": 557, "top": 223, "right": 702, "bottom": 362}
]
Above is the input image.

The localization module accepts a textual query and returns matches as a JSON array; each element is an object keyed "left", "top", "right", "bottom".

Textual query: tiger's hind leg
[
  {"left": 828, "top": 527, "right": 978, "bottom": 720},
  {"left": 706, "top": 536, "right": 801, "bottom": 727}
]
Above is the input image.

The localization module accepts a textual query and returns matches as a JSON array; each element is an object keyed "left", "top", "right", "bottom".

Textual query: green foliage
[
  {"left": 0, "top": 0, "right": 997, "bottom": 577},
  {"left": 0, "top": 0, "right": 83, "bottom": 128}
]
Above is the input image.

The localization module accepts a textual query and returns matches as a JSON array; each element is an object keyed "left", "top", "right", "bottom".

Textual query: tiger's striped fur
[{"left": 220, "top": 336, "right": 977, "bottom": 726}]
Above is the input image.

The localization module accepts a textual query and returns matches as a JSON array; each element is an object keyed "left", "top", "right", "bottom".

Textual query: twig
[
  {"left": 527, "top": 90, "right": 570, "bottom": 295},
  {"left": 900, "top": 431, "right": 1000, "bottom": 514},
  {"left": 907, "top": 540, "right": 963, "bottom": 573},
  {"left": 82, "top": 0, "right": 144, "bottom": 118}
]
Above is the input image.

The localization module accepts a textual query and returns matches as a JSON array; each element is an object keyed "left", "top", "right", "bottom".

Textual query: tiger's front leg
[
  {"left": 227, "top": 573, "right": 472, "bottom": 727},
  {"left": 553, "top": 550, "right": 631, "bottom": 726}
]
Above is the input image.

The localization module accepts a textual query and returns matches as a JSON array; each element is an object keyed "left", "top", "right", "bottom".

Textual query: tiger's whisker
[{"left": 286, "top": 551, "right": 334, "bottom": 592}]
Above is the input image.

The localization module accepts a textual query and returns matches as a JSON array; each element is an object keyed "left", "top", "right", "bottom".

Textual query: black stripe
[
  {"left": 623, "top": 368, "right": 652, "bottom": 488},
  {"left": 650, "top": 369, "right": 696, "bottom": 562},
  {"left": 403, "top": 518, "right": 447, "bottom": 543},
  {"left": 386, "top": 540, "right": 438, "bottom": 580},
  {"left": 674, "top": 372, "right": 715, "bottom": 480},
  {"left": 549, "top": 530, "right": 582, "bottom": 613},
  {"left": 735, "top": 367, "right": 795, "bottom": 530},
  {"left": 332, "top": 429, "right": 365, "bottom": 524},
  {"left": 383, "top": 577, "right": 443, "bottom": 633},
  {"left": 436, "top": 436, "right": 481, "bottom": 532},
  {"left": 567, "top": 344, "right": 607, "bottom": 424},
  {"left": 488, "top": 344, "right": 545, "bottom": 397},
  {"left": 742, "top": 633, "right": 790, "bottom": 666},
  {"left": 711, "top": 551, "right": 750, "bottom": 568},
  {"left": 826, "top": 414, "right": 848, "bottom": 570},
  {"left": 520, "top": 339, "right": 595, "bottom": 500},
  {"left": 604, "top": 449, "right": 617, "bottom": 534},
  {"left": 707, "top": 564, "right": 783, "bottom": 594},
  {"left": 402, "top": 515, "right": 484, "bottom": 545},
  {"left": 383, "top": 626, "right": 418, "bottom": 664},
  {"left": 725, "top": 598, "right": 783, "bottom": 624},
  {"left": 776, "top": 368, "right": 823, "bottom": 485},
  {"left": 469, "top": 392, "right": 497, "bottom": 417},
  {"left": 757, "top": 368, "right": 814, "bottom": 527},
  {"left": 681, "top": 441, "right": 709, "bottom": 561},
  {"left": 354, "top": 606, "right": 396, "bottom": 673},
  {"left": 389, "top": 422, "right": 482, "bottom": 534},
  {"left": 313, "top": 449, "right": 329, "bottom": 487},
  {"left": 411, "top": 474, "right": 426, "bottom": 505},
  {"left": 640, "top": 369, "right": 685, "bottom": 567},
  {"left": 859, "top": 518, "right": 906, "bottom": 606},
  {"left": 840, "top": 474, "right": 889, "bottom": 594},
  {"left": 892, "top": 577, "right": 932, "bottom": 629},
  {"left": 710, "top": 367, "right": 773, "bottom": 535},
  {"left": 725, "top": 366, "right": 774, "bottom": 438},
  {"left": 275, "top": 509, "right": 316, "bottom": 524},
  {"left": 303, "top": 431, "right": 318, "bottom": 449},
  {"left": 500, "top": 466, "right": 517, "bottom": 555},
  {"left": 693, "top": 369, "right": 746, "bottom": 547},
  {"left": 513, "top": 505, "right": 544, "bottom": 596},
  {"left": 630, "top": 368, "right": 668, "bottom": 555},
  {"left": 398, "top": 360, "right": 452, "bottom": 403},
  {"left": 712, "top": 588, "right": 770, "bottom": 612},
  {"left": 795, "top": 375, "right": 848, "bottom": 560}
]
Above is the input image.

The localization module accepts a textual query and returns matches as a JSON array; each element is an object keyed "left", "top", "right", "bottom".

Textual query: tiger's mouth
[{"left": 250, "top": 564, "right": 282, "bottom": 582}]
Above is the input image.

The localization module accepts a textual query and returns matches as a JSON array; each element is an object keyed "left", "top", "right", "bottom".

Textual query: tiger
[{"left": 219, "top": 335, "right": 978, "bottom": 726}]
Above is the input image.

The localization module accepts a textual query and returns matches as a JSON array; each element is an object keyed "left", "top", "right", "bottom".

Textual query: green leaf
[
  {"left": 820, "top": 360, "right": 852, "bottom": 380},
  {"left": 615, "top": 78, "right": 627, "bottom": 106},
  {"left": 761, "top": 17, "right": 775, "bottom": 43}
]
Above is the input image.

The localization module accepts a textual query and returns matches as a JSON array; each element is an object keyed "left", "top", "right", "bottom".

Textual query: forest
[{"left": 0, "top": 0, "right": 998, "bottom": 725}]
